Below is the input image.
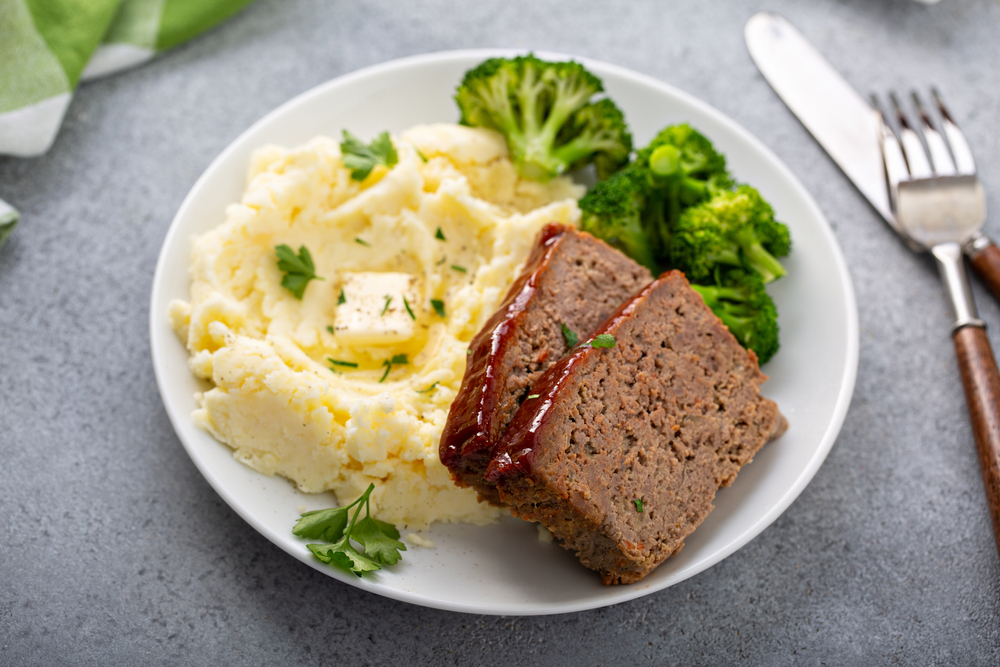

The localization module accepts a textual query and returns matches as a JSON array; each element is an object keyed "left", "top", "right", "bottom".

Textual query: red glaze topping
[{"left": 439, "top": 223, "right": 571, "bottom": 475}]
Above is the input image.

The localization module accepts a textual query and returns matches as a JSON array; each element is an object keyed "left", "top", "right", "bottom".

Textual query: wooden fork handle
[
  {"left": 968, "top": 242, "right": 1000, "bottom": 304},
  {"left": 953, "top": 324, "right": 1000, "bottom": 559}
]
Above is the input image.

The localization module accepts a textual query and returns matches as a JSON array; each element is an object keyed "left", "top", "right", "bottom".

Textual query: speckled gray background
[{"left": 2, "top": 0, "right": 999, "bottom": 664}]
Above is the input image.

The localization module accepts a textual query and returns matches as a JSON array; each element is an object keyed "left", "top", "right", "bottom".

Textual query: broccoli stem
[
  {"left": 704, "top": 246, "right": 743, "bottom": 269},
  {"left": 552, "top": 131, "right": 624, "bottom": 170},
  {"left": 736, "top": 231, "right": 787, "bottom": 283},
  {"left": 520, "top": 74, "right": 594, "bottom": 178}
]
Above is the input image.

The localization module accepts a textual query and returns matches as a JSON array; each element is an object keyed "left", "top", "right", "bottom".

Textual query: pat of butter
[{"left": 334, "top": 272, "right": 420, "bottom": 345}]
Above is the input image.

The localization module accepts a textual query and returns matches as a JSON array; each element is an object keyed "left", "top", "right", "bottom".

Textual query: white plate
[{"left": 150, "top": 49, "right": 858, "bottom": 616}]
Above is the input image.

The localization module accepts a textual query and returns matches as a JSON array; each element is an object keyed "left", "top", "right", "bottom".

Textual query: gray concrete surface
[{"left": 2, "top": 0, "right": 999, "bottom": 664}]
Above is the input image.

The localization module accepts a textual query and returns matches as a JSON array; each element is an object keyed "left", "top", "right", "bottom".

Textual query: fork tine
[
  {"left": 912, "top": 91, "right": 957, "bottom": 176},
  {"left": 933, "top": 88, "right": 978, "bottom": 175},
  {"left": 873, "top": 94, "right": 909, "bottom": 198},
  {"left": 890, "top": 92, "right": 933, "bottom": 178}
]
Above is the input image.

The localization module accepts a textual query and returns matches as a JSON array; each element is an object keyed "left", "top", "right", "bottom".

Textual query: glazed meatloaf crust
[
  {"left": 440, "top": 223, "right": 652, "bottom": 505},
  {"left": 485, "top": 270, "right": 783, "bottom": 585}
]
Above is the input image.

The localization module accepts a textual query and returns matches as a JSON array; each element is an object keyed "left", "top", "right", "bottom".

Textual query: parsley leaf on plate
[
  {"left": 293, "top": 506, "right": 350, "bottom": 542},
  {"left": 276, "top": 244, "right": 323, "bottom": 299},
  {"left": 431, "top": 299, "right": 446, "bottom": 318},
  {"left": 308, "top": 538, "right": 382, "bottom": 575},
  {"left": 295, "top": 483, "right": 406, "bottom": 576},
  {"left": 341, "top": 130, "right": 398, "bottom": 181},
  {"left": 351, "top": 516, "right": 406, "bottom": 566}
]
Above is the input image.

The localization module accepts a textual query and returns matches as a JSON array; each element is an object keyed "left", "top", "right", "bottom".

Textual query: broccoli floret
[
  {"left": 621, "top": 124, "right": 736, "bottom": 259},
  {"left": 691, "top": 269, "right": 779, "bottom": 364},
  {"left": 642, "top": 124, "right": 730, "bottom": 180},
  {"left": 579, "top": 165, "right": 659, "bottom": 273},
  {"left": 644, "top": 124, "right": 734, "bottom": 214},
  {"left": 455, "top": 55, "right": 632, "bottom": 181},
  {"left": 669, "top": 185, "right": 790, "bottom": 283}
]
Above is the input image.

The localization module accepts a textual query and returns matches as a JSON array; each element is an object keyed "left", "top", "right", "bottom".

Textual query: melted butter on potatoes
[{"left": 169, "top": 124, "right": 583, "bottom": 529}]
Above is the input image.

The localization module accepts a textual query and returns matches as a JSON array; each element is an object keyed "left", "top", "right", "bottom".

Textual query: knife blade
[
  {"left": 744, "top": 12, "right": 896, "bottom": 228},
  {"left": 745, "top": 11, "right": 1000, "bottom": 300}
]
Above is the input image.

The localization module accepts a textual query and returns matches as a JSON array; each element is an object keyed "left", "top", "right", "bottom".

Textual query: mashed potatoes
[{"left": 169, "top": 124, "right": 584, "bottom": 529}]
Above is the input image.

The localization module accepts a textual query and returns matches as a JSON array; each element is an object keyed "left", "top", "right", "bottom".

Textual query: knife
[{"left": 744, "top": 12, "right": 1000, "bottom": 302}]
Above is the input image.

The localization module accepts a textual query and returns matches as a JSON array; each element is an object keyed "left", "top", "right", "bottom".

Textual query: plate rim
[{"left": 149, "top": 48, "right": 860, "bottom": 616}]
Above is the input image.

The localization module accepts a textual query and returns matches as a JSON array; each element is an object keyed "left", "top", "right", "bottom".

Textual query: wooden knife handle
[
  {"left": 968, "top": 242, "right": 1000, "bottom": 304},
  {"left": 953, "top": 325, "right": 1000, "bottom": 559}
]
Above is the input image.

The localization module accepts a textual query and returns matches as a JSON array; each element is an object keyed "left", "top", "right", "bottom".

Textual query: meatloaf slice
[
  {"left": 440, "top": 223, "right": 652, "bottom": 505},
  {"left": 485, "top": 270, "right": 783, "bottom": 585}
]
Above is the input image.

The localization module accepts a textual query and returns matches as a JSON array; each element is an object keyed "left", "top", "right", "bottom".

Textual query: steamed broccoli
[
  {"left": 579, "top": 124, "right": 737, "bottom": 270},
  {"left": 575, "top": 123, "right": 789, "bottom": 363},
  {"left": 690, "top": 269, "right": 779, "bottom": 364},
  {"left": 669, "top": 185, "right": 790, "bottom": 284},
  {"left": 578, "top": 164, "right": 659, "bottom": 273},
  {"left": 642, "top": 124, "right": 735, "bottom": 247},
  {"left": 455, "top": 55, "right": 632, "bottom": 181}
]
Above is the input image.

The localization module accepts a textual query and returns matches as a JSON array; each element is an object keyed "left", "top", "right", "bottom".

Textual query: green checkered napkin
[{"left": 0, "top": 0, "right": 254, "bottom": 250}]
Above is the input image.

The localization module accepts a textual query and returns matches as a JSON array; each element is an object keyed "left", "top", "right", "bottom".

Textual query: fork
[{"left": 875, "top": 89, "right": 1000, "bottom": 559}]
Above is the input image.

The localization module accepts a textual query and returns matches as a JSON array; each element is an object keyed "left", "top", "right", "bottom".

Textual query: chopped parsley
[
  {"left": 466, "top": 349, "right": 473, "bottom": 355},
  {"left": 276, "top": 244, "right": 323, "bottom": 299},
  {"left": 340, "top": 130, "right": 398, "bottom": 181},
  {"left": 329, "top": 358, "right": 359, "bottom": 369},
  {"left": 379, "top": 353, "right": 409, "bottom": 382},
  {"left": 416, "top": 382, "right": 438, "bottom": 394},
  {"left": 293, "top": 483, "right": 406, "bottom": 576},
  {"left": 634, "top": 499, "right": 643, "bottom": 513},
  {"left": 590, "top": 334, "right": 616, "bottom": 349},
  {"left": 381, "top": 296, "right": 392, "bottom": 316},
  {"left": 337, "top": 289, "right": 347, "bottom": 305},
  {"left": 414, "top": 146, "right": 429, "bottom": 163},
  {"left": 326, "top": 325, "right": 335, "bottom": 334},
  {"left": 561, "top": 323, "right": 578, "bottom": 348},
  {"left": 431, "top": 299, "right": 446, "bottom": 318},
  {"left": 435, "top": 227, "right": 446, "bottom": 241},
  {"left": 526, "top": 394, "right": 540, "bottom": 400},
  {"left": 354, "top": 237, "right": 371, "bottom": 248},
  {"left": 450, "top": 264, "right": 467, "bottom": 273},
  {"left": 403, "top": 296, "right": 416, "bottom": 320}
]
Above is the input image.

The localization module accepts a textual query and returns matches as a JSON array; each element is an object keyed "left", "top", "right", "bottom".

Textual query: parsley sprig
[
  {"left": 341, "top": 130, "right": 398, "bottom": 181},
  {"left": 276, "top": 244, "right": 323, "bottom": 299},
  {"left": 293, "top": 483, "right": 406, "bottom": 576}
]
